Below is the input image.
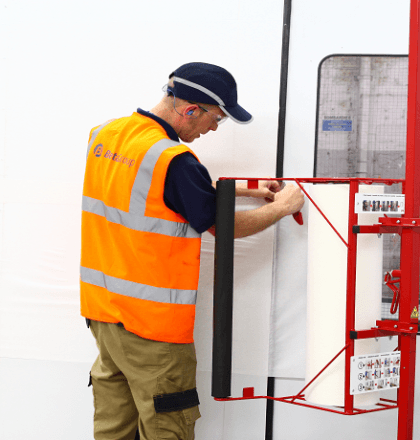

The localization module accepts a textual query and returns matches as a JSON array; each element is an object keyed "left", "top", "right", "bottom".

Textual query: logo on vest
[
  {"left": 104, "top": 150, "right": 136, "bottom": 168},
  {"left": 94, "top": 144, "right": 103, "bottom": 157}
]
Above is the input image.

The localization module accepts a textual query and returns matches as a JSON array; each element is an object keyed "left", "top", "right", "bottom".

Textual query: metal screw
[
  {"left": 396, "top": 220, "right": 401, "bottom": 224},
  {"left": 409, "top": 327, "right": 413, "bottom": 330},
  {"left": 394, "top": 325, "right": 398, "bottom": 328},
  {"left": 412, "top": 221, "right": 416, "bottom": 225}
]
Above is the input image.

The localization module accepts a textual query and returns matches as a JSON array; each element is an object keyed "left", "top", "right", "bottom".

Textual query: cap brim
[{"left": 221, "top": 104, "right": 253, "bottom": 124}]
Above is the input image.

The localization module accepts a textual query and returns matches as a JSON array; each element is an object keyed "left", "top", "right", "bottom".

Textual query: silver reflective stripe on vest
[
  {"left": 82, "top": 196, "right": 197, "bottom": 237},
  {"left": 130, "top": 139, "right": 179, "bottom": 215},
  {"left": 81, "top": 267, "right": 197, "bottom": 305}
]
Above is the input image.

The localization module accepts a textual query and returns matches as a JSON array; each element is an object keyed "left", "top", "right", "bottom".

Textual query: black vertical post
[
  {"left": 276, "top": 0, "right": 293, "bottom": 179},
  {"left": 212, "top": 179, "right": 236, "bottom": 398},
  {"left": 268, "top": 1, "right": 293, "bottom": 438}
]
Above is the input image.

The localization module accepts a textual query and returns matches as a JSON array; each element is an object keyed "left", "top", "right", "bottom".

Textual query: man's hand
[
  {"left": 235, "top": 179, "right": 283, "bottom": 201},
  {"left": 258, "top": 179, "right": 283, "bottom": 202},
  {"left": 273, "top": 184, "right": 305, "bottom": 216}
]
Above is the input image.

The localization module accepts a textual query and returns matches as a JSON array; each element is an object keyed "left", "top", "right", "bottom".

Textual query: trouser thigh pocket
[
  {"left": 181, "top": 405, "right": 201, "bottom": 425},
  {"left": 154, "top": 388, "right": 201, "bottom": 439},
  {"left": 181, "top": 405, "right": 201, "bottom": 440}
]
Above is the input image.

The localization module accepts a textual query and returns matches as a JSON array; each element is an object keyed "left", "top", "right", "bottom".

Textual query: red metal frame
[
  {"left": 215, "top": 390, "right": 398, "bottom": 416},
  {"left": 398, "top": 1, "right": 420, "bottom": 438},
  {"left": 215, "top": 177, "right": 420, "bottom": 430}
]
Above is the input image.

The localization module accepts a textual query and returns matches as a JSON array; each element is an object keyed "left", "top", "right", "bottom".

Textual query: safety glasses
[
  {"left": 195, "top": 104, "right": 227, "bottom": 125},
  {"left": 163, "top": 84, "right": 227, "bottom": 125}
]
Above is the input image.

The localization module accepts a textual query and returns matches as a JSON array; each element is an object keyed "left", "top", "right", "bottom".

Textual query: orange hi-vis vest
[{"left": 80, "top": 112, "right": 202, "bottom": 343}]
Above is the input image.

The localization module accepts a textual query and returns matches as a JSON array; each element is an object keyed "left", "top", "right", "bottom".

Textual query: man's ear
[{"left": 184, "top": 104, "right": 199, "bottom": 118}]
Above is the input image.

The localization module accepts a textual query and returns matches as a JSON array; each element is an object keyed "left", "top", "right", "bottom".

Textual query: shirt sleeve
[{"left": 164, "top": 152, "right": 216, "bottom": 234}]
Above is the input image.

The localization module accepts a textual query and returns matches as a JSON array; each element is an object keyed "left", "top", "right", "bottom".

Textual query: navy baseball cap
[{"left": 168, "top": 62, "right": 253, "bottom": 124}]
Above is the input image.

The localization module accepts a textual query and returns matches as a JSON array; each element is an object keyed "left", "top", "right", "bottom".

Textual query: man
[{"left": 80, "top": 62, "right": 304, "bottom": 440}]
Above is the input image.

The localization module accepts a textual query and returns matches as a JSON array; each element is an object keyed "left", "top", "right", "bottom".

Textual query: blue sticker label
[{"left": 323, "top": 119, "right": 352, "bottom": 132}]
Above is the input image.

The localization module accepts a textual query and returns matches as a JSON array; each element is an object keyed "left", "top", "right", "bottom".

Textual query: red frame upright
[{"left": 397, "top": 1, "right": 420, "bottom": 438}]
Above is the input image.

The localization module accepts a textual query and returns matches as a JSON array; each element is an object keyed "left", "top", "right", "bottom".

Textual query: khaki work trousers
[{"left": 89, "top": 320, "right": 200, "bottom": 440}]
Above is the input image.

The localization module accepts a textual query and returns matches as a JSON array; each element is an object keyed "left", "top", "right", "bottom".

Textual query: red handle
[{"left": 293, "top": 212, "right": 303, "bottom": 225}]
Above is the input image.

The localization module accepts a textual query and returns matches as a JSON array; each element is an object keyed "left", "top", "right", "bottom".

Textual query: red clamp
[
  {"left": 293, "top": 212, "right": 304, "bottom": 225},
  {"left": 384, "top": 270, "right": 401, "bottom": 315}
]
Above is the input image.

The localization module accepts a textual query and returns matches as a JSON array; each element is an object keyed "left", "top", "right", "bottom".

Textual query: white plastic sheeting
[
  {"left": 305, "top": 184, "right": 383, "bottom": 407},
  {"left": 196, "top": 198, "right": 274, "bottom": 378},
  {"left": 269, "top": 195, "right": 309, "bottom": 378}
]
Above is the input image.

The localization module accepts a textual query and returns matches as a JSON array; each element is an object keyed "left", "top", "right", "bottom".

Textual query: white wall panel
[{"left": 0, "top": 0, "right": 284, "bottom": 438}]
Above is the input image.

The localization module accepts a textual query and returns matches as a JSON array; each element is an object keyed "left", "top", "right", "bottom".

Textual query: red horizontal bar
[
  {"left": 352, "top": 322, "right": 418, "bottom": 339},
  {"left": 379, "top": 217, "right": 420, "bottom": 227},
  {"left": 219, "top": 177, "right": 404, "bottom": 185},
  {"left": 355, "top": 222, "right": 420, "bottom": 234},
  {"left": 351, "top": 328, "right": 396, "bottom": 340},
  {"left": 356, "top": 225, "right": 401, "bottom": 234},
  {"left": 214, "top": 395, "right": 398, "bottom": 416},
  {"left": 376, "top": 320, "right": 418, "bottom": 334}
]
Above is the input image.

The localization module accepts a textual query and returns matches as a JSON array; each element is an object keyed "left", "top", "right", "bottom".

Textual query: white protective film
[
  {"left": 196, "top": 207, "right": 273, "bottom": 378},
  {"left": 268, "top": 184, "right": 310, "bottom": 378},
  {"left": 304, "top": 184, "right": 383, "bottom": 407}
]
